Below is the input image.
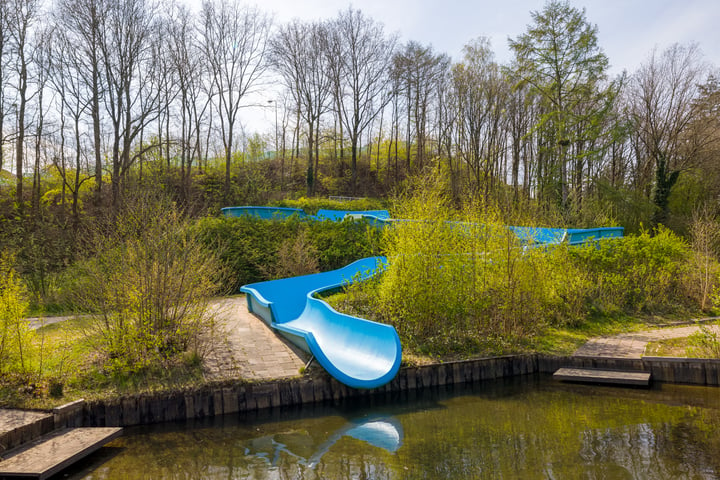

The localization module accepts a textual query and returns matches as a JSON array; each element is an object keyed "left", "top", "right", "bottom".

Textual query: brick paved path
[
  {"left": 203, "top": 296, "right": 308, "bottom": 381},
  {"left": 573, "top": 325, "right": 720, "bottom": 359}
]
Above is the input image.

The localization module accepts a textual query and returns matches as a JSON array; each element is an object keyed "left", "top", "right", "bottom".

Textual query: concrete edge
[{"left": 14, "top": 353, "right": 720, "bottom": 429}]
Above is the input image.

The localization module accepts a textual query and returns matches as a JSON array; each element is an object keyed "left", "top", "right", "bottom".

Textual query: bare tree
[
  {"left": 504, "top": 69, "right": 536, "bottom": 200},
  {"left": 7, "top": 0, "right": 39, "bottom": 210},
  {"left": 629, "top": 43, "right": 707, "bottom": 226},
  {"left": 270, "top": 19, "right": 332, "bottom": 196},
  {"left": 165, "top": 3, "right": 209, "bottom": 202},
  {"left": 199, "top": 0, "right": 271, "bottom": 202},
  {"left": 154, "top": 17, "right": 177, "bottom": 173},
  {"left": 47, "top": 25, "right": 94, "bottom": 220},
  {"left": 31, "top": 26, "right": 52, "bottom": 212},
  {"left": 392, "top": 41, "right": 449, "bottom": 172},
  {"left": 327, "top": 8, "right": 396, "bottom": 194},
  {"left": 0, "top": 0, "right": 9, "bottom": 176},
  {"left": 452, "top": 38, "right": 509, "bottom": 198},
  {"left": 100, "top": 0, "right": 160, "bottom": 208},
  {"left": 56, "top": 0, "right": 107, "bottom": 204}
]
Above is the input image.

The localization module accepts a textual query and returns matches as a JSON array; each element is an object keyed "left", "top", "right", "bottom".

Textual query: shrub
[
  {"left": 572, "top": 228, "right": 693, "bottom": 314},
  {"left": 267, "top": 229, "right": 320, "bottom": 278},
  {"left": 194, "top": 215, "right": 382, "bottom": 291},
  {"left": 371, "top": 186, "right": 573, "bottom": 355},
  {"left": 273, "top": 196, "right": 386, "bottom": 214},
  {"left": 0, "top": 252, "right": 34, "bottom": 376},
  {"left": 686, "top": 325, "right": 720, "bottom": 358},
  {"left": 70, "top": 198, "right": 223, "bottom": 374},
  {"left": 357, "top": 181, "right": 697, "bottom": 357},
  {"left": 687, "top": 209, "right": 720, "bottom": 311}
]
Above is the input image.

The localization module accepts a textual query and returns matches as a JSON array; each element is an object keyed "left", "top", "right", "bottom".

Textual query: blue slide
[
  {"left": 221, "top": 205, "right": 392, "bottom": 224},
  {"left": 507, "top": 226, "right": 624, "bottom": 246},
  {"left": 229, "top": 205, "right": 623, "bottom": 389},
  {"left": 240, "top": 257, "right": 401, "bottom": 390}
]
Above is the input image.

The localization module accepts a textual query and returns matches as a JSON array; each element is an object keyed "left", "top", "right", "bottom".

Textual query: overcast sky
[
  {"left": 249, "top": 0, "right": 720, "bottom": 73},
  {"left": 186, "top": 0, "right": 720, "bottom": 134}
]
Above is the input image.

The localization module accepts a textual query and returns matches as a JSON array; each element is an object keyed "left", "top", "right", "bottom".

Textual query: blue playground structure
[
  {"left": 221, "top": 206, "right": 391, "bottom": 223},
  {"left": 507, "top": 226, "right": 624, "bottom": 246},
  {"left": 240, "top": 257, "right": 401, "bottom": 390},
  {"left": 229, "top": 205, "right": 624, "bottom": 389}
]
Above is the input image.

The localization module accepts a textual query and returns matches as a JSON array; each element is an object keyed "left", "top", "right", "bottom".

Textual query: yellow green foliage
[
  {"left": 68, "top": 197, "right": 224, "bottom": 375},
  {"left": 0, "top": 252, "right": 34, "bottom": 376},
  {"left": 357, "top": 184, "right": 698, "bottom": 356}
]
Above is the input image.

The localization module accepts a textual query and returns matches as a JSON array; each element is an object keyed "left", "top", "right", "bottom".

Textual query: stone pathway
[
  {"left": 202, "top": 296, "right": 308, "bottom": 381},
  {"left": 573, "top": 324, "right": 720, "bottom": 359}
]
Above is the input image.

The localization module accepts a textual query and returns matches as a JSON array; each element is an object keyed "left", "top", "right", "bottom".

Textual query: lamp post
[{"left": 267, "top": 99, "right": 281, "bottom": 189}]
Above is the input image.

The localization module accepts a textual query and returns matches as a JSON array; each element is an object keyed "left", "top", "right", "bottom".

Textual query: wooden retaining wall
[{"left": 52, "top": 354, "right": 720, "bottom": 428}]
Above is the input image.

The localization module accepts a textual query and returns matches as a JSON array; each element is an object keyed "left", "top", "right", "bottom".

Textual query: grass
[
  {"left": 646, "top": 324, "right": 720, "bottom": 358},
  {"left": 526, "top": 313, "right": 669, "bottom": 355},
  {"left": 645, "top": 337, "right": 692, "bottom": 357},
  {"left": 325, "top": 291, "right": 699, "bottom": 359},
  {"left": 0, "top": 315, "right": 207, "bottom": 410},
  {"left": 3, "top": 293, "right": 714, "bottom": 410}
]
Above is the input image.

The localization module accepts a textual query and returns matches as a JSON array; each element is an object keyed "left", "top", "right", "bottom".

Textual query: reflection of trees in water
[
  {"left": 66, "top": 379, "right": 720, "bottom": 479},
  {"left": 657, "top": 412, "right": 720, "bottom": 476},
  {"left": 392, "top": 381, "right": 720, "bottom": 479}
]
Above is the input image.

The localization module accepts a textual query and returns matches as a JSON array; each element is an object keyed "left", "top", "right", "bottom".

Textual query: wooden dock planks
[
  {"left": 553, "top": 367, "right": 651, "bottom": 386},
  {"left": 0, "top": 427, "right": 122, "bottom": 479}
]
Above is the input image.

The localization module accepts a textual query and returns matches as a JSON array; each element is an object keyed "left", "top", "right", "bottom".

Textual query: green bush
[
  {"left": 350, "top": 182, "right": 698, "bottom": 357},
  {"left": 273, "top": 196, "right": 387, "bottom": 214},
  {"left": 687, "top": 325, "right": 720, "bottom": 358},
  {"left": 0, "top": 252, "right": 34, "bottom": 376},
  {"left": 194, "top": 215, "right": 382, "bottom": 291},
  {"left": 572, "top": 228, "right": 693, "bottom": 314},
  {"left": 268, "top": 229, "right": 320, "bottom": 278},
  {"left": 368, "top": 186, "right": 572, "bottom": 355},
  {"left": 70, "top": 199, "right": 223, "bottom": 374}
]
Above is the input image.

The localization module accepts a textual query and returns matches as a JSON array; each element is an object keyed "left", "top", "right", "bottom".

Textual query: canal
[{"left": 63, "top": 375, "right": 720, "bottom": 479}]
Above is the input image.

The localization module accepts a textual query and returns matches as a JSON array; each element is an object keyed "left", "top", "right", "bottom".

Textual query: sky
[
  {"left": 187, "top": 0, "right": 720, "bottom": 134},
  {"left": 250, "top": 0, "right": 720, "bottom": 73}
]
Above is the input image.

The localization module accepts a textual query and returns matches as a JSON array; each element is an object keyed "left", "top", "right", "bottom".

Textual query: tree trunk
[
  {"left": 16, "top": 61, "right": 27, "bottom": 211},
  {"left": 306, "top": 118, "right": 314, "bottom": 197},
  {"left": 651, "top": 154, "right": 680, "bottom": 228}
]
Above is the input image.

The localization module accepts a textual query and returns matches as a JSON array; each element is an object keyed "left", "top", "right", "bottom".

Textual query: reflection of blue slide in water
[
  {"left": 245, "top": 414, "right": 403, "bottom": 468},
  {"left": 307, "top": 415, "right": 403, "bottom": 467},
  {"left": 240, "top": 257, "right": 401, "bottom": 389}
]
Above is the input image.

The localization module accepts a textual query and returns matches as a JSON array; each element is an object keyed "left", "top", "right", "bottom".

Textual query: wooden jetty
[
  {"left": 0, "top": 402, "right": 122, "bottom": 480},
  {"left": 553, "top": 367, "right": 651, "bottom": 386},
  {"left": 0, "top": 427, "right": 121, "bottom": 480}
]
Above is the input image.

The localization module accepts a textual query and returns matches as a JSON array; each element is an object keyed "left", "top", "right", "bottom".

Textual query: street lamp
[
  {"left": 267, "top": 100, "right": 278, "bottom": 158},
  {"left": 267, "top": 99, "right": 281, "bottom": 189}
]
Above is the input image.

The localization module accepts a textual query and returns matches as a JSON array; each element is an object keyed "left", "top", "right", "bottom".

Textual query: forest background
[{"left": 1, "top": 0, "right": 720, "bottom": 403}]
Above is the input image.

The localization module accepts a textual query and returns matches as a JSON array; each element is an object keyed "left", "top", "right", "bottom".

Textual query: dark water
[{"left": 62, "top": 375, "right": 720, "bottom": 479}]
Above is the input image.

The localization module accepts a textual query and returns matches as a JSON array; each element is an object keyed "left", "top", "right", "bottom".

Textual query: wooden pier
[
  {"left": 553, "top": 367, "right": 651, "bottom": 386},
  {"left": 0, "top": 402, "right": 122, "bottom": 480},
  {"left": 0, "top": 427, "right": 121, "bottom": 479}
]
